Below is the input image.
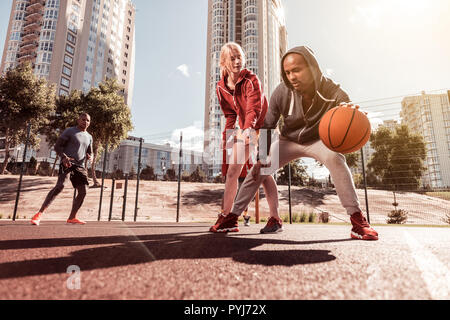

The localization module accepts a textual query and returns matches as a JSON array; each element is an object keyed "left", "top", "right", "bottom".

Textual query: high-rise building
[
  {"left": 1, "top": 0, "right": 135, "bottom": 105},
  {"left": 401, "top": 91, "right": 450, "bottom": 188},
  {"left": 204, "top": 0, "right": 288, "bottom": 176},
  {"left": 0, "top": 0, "right": 136, "bottom": 164}
]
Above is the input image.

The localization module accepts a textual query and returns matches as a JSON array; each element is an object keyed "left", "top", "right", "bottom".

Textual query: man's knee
[
  {"left": 76, "top": 186, "right": 87, "bottom": 197},
  {"left": 322, "top": 152, "right": 346, "bottom": 167},
  {"left": 53, "top": 184, "right": 65, "bottom": 195}
]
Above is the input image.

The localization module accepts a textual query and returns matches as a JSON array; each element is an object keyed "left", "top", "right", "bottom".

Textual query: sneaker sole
[
  {"left": 214, "top": 227, "right": 239, "bottom": 233},
  {"left": 351, "top": 231, "right": 378, "bottom": 241},
  {"left": 260, "top": 228, "right": 283, "bottom": 234},
  {"left": 31, "top": 220, "right": 40, "bottom": 226}
]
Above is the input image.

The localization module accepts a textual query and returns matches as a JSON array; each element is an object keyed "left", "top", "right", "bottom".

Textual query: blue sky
[{"left": 1, "top": 0, "right": 450, "bottom": 170}]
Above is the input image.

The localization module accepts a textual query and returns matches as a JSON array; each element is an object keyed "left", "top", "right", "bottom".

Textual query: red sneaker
[
  {"left": 350, "top": 212, "right": 378, "bottom": 240},
  {"left": 31, "top": 212, "right": 43, "bottom": 226},
  {"left": 209, "top": 213, "right": 226, "bottom": 232},
  {"left": 212, "top": 213, "right": 239, "bottom": 233},
  {"left": 67, "top": 218, "right": 86, "bottom": 225}
]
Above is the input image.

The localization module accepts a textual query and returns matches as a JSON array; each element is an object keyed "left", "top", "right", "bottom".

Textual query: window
[
  {"left": 59, "top": 88, "right": 69, "bottom": 96},
  {"left": 60, "top": 77, "right": 70, "bottom": 88},
  {"left": 62, "top": 65, "right": 72, "bottom": 77},
  {"left": 64, "top": 54, "right": 73, "bottom": 65},
  {"left": 66, "top": 44, "right": 75, "bottom": 55},
  {"left": 67, "top": 33, "right": 76, "bottom": 44}
]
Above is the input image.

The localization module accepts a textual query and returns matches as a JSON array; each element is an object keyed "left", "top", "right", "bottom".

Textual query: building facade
[
  {"left": 203, "top": 0, "right": 288, "bottom": 176},
  {"left": 0, "top": 0, "right": 136, "bottom": 164},
  {"left": 401, "top": 91, "right": 450, "bottom": 188},
  {"left": 97, "top": 137, "right": 205, "bottom": 180}
]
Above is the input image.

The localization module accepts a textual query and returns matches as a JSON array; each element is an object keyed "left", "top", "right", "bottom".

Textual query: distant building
[
  {"left": 401, "top": 91, "right": 450, "bottom": 188},
  {"left": 96, "top": 137, "right": 205, "bottom": 179}
]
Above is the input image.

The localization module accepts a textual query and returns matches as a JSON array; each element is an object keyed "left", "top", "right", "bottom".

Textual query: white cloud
[
  {"left": 176, "top": 64, "right": 190, "bottom": 78},
  {"left": 170, "top": 121, "right": 204, "bottom": 153}
]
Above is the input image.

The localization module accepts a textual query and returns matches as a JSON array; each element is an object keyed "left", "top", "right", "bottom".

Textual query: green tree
[
  {"left": 82, "top": 79, "right": 133, "bottom": 186},
  {"left": 189, "top": 166, "right": 206, "bottom": 182},
  {"left": 368, "top": 125, "right": 426, "bottom": 190},
  {"left": 140, "top": 165, "right": 155, "bottom": 180},
  {"left": 345, "top": 151, "right": 360, "bottom": 168},
  {"left": 276, "top": 159, "right": 308, "bottom": 186},
  {"left": 0, "top": 63, "right": 56, "bottom": 174},
  {"left": 165, "top": 168, "right": 177, "bottom": 181}
]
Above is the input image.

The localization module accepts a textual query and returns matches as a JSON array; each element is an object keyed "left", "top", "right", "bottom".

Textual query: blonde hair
[{"left": 219, "top": 42, "right": 246, "bottom": 78}]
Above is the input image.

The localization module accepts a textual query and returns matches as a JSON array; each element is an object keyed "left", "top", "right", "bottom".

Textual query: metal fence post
[
  {"left": 122, "top": 174, "right": 128, "bottom": 221},
  {"left": 288, "top": 162, "right": 292, "bottom": 224},
  {"left": 13, "top": 123, "right": 31, "bottom": 221},
  {"left": 176, "top": 132, "right": 182, "bottom": 223},
  {"left": 108, "top": 178, "right": 115, "bottom": 221},
  {"left": 134, "top": 138, "right": 143, "bottom": 222},
  {"left": 360, "top": 146, "right": 370, "bottom": 224},
  {"left": 98, "top": 142, "right": 108, "bottom": 221}
]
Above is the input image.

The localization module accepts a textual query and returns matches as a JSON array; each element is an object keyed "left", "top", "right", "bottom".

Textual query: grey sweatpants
[
  {"left": 40, "top": 169, "right": 88, "bottom": 216},
  {"left": 230, "top": 136, "right": 361, "bottom": 216}
]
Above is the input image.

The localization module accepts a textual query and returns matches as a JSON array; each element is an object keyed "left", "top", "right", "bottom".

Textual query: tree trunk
[{"left": 0, "top": 129, "right": 11, "bottom": 175}]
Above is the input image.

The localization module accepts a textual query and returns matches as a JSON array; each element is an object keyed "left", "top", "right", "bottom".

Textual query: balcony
[
  {"left": 20, "top": 40, "right": 38, "bottom": 50},
  {"left": 25, "top": 11, "right": 44, "bottom": 22},
  {"left": 21, "top": 30, "right": 40, "bottom": 41},
  {"left": 23, "top": 20, "right": 42, "bottom": 31},
  {"left": 27, "top": 0, "right": 45, "bottom": 9},
  {"left": 17, "top": 52, "right": 37, "bottom": 62}
]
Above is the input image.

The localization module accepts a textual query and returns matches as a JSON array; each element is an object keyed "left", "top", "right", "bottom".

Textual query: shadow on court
[
  {"left": 0, "top": 177, "right": 55, "bottom": 202},
  {"left": 279, "top": 188, "right": 337, "bottom": 207},
  {"left": 0, "top": 229, "right": 351, "bottom": 279}
]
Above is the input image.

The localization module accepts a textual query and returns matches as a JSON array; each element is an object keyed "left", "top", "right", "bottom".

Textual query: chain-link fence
[{"left": 1, "top": 131, "right": 449, "bottom": 226}]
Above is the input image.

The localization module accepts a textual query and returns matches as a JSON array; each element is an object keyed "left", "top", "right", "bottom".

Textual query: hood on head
[{"left": 280, "top": 46, "right": 323, "bottom": 92}]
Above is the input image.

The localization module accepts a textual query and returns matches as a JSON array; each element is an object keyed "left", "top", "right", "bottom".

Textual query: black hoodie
[{"left": 263, "top": 46, "right": 350, "bottom": 144}]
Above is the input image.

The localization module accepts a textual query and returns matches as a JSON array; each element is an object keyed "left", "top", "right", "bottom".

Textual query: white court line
[{"left": 403, "top": 230, "right": 450, "bottom": 300}]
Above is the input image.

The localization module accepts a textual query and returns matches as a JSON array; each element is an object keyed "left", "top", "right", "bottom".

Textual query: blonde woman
[{"left": 209, "top": 42, "right": 281, "bottom": 233}]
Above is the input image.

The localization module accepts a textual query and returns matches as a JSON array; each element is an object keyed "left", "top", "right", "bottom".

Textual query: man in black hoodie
[{"left": 215, "top": 46, "right": 378, "bottom": 241}]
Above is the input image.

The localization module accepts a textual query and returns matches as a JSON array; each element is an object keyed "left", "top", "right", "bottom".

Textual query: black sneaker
[
  {"left": 243, "top": 214, "right": 251, "bottom": 226},
  {"left": 260, "top": 217, "right": 283, "bottom": 234}
]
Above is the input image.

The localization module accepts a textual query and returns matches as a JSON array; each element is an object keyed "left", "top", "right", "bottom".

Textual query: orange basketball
[{"left": 319, "top": 104, "right": 371, "bottom": 154}]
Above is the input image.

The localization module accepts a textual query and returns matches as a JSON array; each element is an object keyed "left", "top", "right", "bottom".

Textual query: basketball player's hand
[
  {"left": 338, "top": 102, "right": 367, "bottom": 115},
  {"left": 62, "top": 156, "right": 74, "bottom": 168}
]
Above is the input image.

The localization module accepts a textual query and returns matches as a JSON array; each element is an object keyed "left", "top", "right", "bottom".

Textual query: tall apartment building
[
  {"left": 204, "top": 0, "right": 288, "bottom": 176},
  {"left": 0, "top": 0, "right": 136, "bottom": 163},
  {"left": 400, "top": 91, "right": 450, "bottom": 188}
]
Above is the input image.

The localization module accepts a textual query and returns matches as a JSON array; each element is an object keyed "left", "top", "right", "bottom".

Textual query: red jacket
[
  {"left": 217, "top": 69, "right": 268, "bottom": 140},
  {"left": 217, "top": 69, "right": 268, "bottom": 177}
]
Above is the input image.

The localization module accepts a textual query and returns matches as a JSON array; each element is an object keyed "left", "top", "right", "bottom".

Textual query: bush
[
  {"left": 443, "top": 213, "right": 450, "bottom": 225},
  {"left": 189, "top": 166, "right": 206, "bottom": 182},
  {"left": 308, "top": 212, "right": 317, "bottom": 223},
  {"left": 300, "top": 212, "right": 308, "bottom": 223},
  {"left": 387, "top": 209, "right": 408, "bottom": 224},
  {"left": 140, "top": 166, "right": 155, "bottom": 181},
  {"left": 37, "top": 161, "right": 52, "bottom": 176}
]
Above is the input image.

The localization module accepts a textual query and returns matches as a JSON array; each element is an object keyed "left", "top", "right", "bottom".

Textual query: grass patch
[{"left": 425, "top": 192, "right": 450, "bottom": 201}]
